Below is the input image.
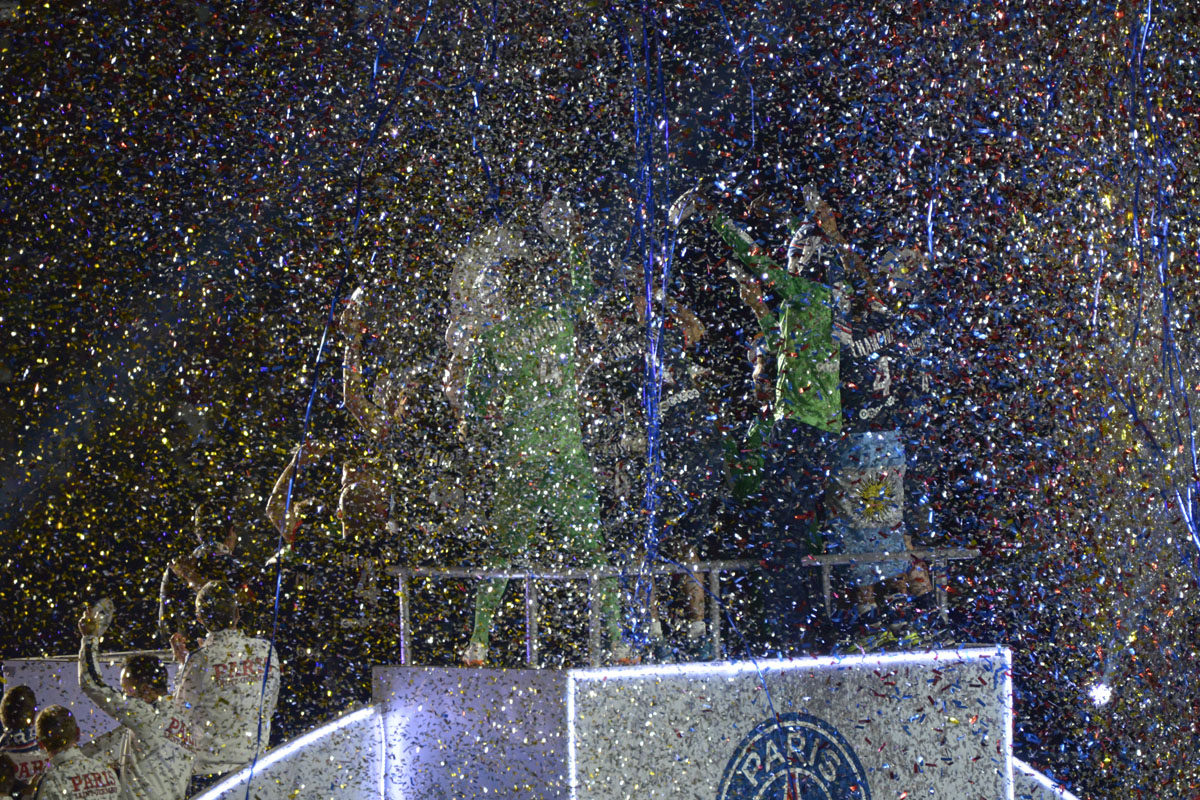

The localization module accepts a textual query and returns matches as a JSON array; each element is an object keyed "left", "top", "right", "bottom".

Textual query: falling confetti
[{"left": 2, "top": 1, "right": 1198, "bottom": 797}]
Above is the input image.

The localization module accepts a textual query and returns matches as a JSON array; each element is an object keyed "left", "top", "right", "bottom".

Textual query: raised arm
[
  {"left": 665, "top": 300, "right": 706, "bottom": 348},
  {"left": 77, "top": 615, "right": 159, "bottom": 740},
  {"left": 670, "top": 186, "right": 785, "bottom": 338},
  {"left": 730, "top": 273, "right": 772, "bottom": 329},
  {"left": 341, "top": 292, "right": 396, "bottom": 441},
  {"left": 804, "top": 186, "right": 885, "bottom": 304},
  {"left": 538, "top": 194, "right": 595, "bottom": 308},
  {"left": 443, "top": 339, "right": 470, "bottom": 414},
  {"left": 264, "top": 441, "right": 327, "bottom": 541}
]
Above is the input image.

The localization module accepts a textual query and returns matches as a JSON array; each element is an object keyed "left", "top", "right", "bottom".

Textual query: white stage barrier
[
  {"left": 376, "top": 646, "right": 1014, "bottom": 800},
  {"left": 3, "top": 652, "right": 178, "bottom": 741}
]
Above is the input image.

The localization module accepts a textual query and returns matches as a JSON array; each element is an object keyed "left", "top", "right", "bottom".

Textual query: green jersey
[
  {"left": 457, "top": 214, "right": 621, "bottom": 652},
  {"left": 469, "top": 301, "right": 586, "bottom": 453},
  {"left": 712, "top": 213, "right": 841, "bottom": 433},
  {"left": 464, "top": 225, "right": 594, "bottom": 455}
]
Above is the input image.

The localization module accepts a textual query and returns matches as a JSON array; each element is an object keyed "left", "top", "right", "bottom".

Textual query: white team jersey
[
  {"left": 0, "top": 726, "right": 48, "bottom": 786},
  {"left": 172, "top": 629, "right": 281, "bottom": 775},
  {"left": 33, "top": 748, "right": 120, "bottom": 799},
  {"left": 76, "top": 637, "right": 194, "bottom": 800}
]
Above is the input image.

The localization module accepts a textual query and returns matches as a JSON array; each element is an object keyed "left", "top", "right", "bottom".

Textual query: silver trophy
[{"left": 85, "top": 597, "right": 115, "bottom": 639}]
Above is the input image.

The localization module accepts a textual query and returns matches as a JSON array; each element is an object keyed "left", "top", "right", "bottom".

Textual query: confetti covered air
[{"left": 1, "top": 1, "right": 1198, "bottom": 798}]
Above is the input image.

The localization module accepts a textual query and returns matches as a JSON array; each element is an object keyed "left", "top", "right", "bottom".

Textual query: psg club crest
[{"left": 717, "top": 713, "right": 871, "bottom": 800}]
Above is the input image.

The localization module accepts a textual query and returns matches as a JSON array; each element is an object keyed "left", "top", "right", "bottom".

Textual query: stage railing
[
  {"left": 386, "top": 561, "right": 757, "bottom": 667},
  {"left": 386, "top": 547, "right": 978, "bottom": 667},
  {"left": 798, "top": 547, "right": 981, "bottom": 621}
]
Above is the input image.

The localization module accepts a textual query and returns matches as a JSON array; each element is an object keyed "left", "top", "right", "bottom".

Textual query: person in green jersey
[
  {"left": 446, "top": 194, "right": 632, "bottom": 667},
  {"left": 675, "top": 185, "right": 936, "bottom": 651},
  {"left": 672, "top": 185, "right": 843, "bottom": 651},
  {"left": 673, "top": 184, "right": 888, "bottom": 650}
]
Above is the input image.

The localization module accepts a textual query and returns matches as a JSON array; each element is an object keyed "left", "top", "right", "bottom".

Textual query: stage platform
[
  {"left": 377, "top": 648, "right": 1014, "bottom": 799},
  {"left": 7, "top": 647, "right": 1079, "bottom": 799}
]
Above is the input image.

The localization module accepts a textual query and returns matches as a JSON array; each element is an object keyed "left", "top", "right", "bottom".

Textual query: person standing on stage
[
  {"left": 446, "top": 192, "right": 631, "bottom": 667},
  {"left": 582, "top": 289, "right": 722, "bottom": 660},
  {"left": 77, "top": 607, "right": 193, "bottom": 800},
  {"left": 171, "top": 581, "right": 280, "bottom": 778},
  {"left": 262, "top": 439, "right": 376, "bottom": 729},
  {"left": 339, "top": 286, "right": 411, "bottom": 546},
  {"left": 672, "top": 183, "right": 933, "bottom": 649}
]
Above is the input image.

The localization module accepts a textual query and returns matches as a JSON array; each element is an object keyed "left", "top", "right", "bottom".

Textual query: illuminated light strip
[
  {"left": 1014, "top": 758, "right": 1081, "bottom": 800},
  {"left": 377, "top": 700, "right": 388, "bottom": 800},
  {"left": 1001, "top": 656, "right": 1015, "bottom": 800},
  {"left": 192, "top": 706, "right": 379, "bottom": 800},
  {"left": 567, "top": 646, "right": 1010, "bottom": 683}
]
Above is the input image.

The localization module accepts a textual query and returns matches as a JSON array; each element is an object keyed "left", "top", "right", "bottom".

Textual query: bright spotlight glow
[{"left": 1088, "top": 682, "right": 1112, "bottom": 706}]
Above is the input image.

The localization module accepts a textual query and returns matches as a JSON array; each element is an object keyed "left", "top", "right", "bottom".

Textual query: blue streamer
[{"left": 243, "top": 3, "right": 436, "bottom": 797}]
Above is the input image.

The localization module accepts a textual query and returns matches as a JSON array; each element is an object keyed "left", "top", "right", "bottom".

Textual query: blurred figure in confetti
[
  {"left": 648, "top": 292, "right": 728, "bottom": 661},
  {"left": 166, "top": 501, "right": 259, "bottom": 637},
  {"left": 320, "top": 288, "right": 419, "bottom": 626},
  {"left": 339, "top": 286, "right": 413, "bottom": 546},
  {"left": 578, "top": 292, "right": 648, "bottom": 585},
  {"left": 581, "top": 288, "right": 723, "bottom": 661},
  {"left": 263, "top": 440, "right": 378, "bottom": 735},
  {"left": 264, "top": 438, "right": 387, "bottom": 627},
  {"left": 171, "top": 581, "right": 280, "bottom": 781},
  {"left": 445, "top": 192, "right": 632, "bottom": 667},
  {"left": 672, "top": 184, "right": 934, "bottom": 652},
  {"left": 0, "top": 686, "right": 44, "bottom": 794},
  {"left": 800, "top": 191, "right": 935, "bottom": 647}
]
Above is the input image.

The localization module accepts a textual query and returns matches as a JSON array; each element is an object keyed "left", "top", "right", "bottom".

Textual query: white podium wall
[
  {"left": 374, "top": 667, "right": 571, "bottom": 800},
  {"left": 375, "top": 647, "right": 1015, "bottom": 800},
  {"left": 3, "top": 653, "right": 178, "bottom": 741},
  {"left": 569, "top": 649, "right": 1012, "bottom": 799}
]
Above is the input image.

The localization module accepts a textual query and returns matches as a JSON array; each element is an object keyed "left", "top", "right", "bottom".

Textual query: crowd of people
[
  {"left": 2, "top": 581, "right": 277, "bottom": 800},
  {"left": 158, "top": 176, "right": 953, "bottom": 677}
]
